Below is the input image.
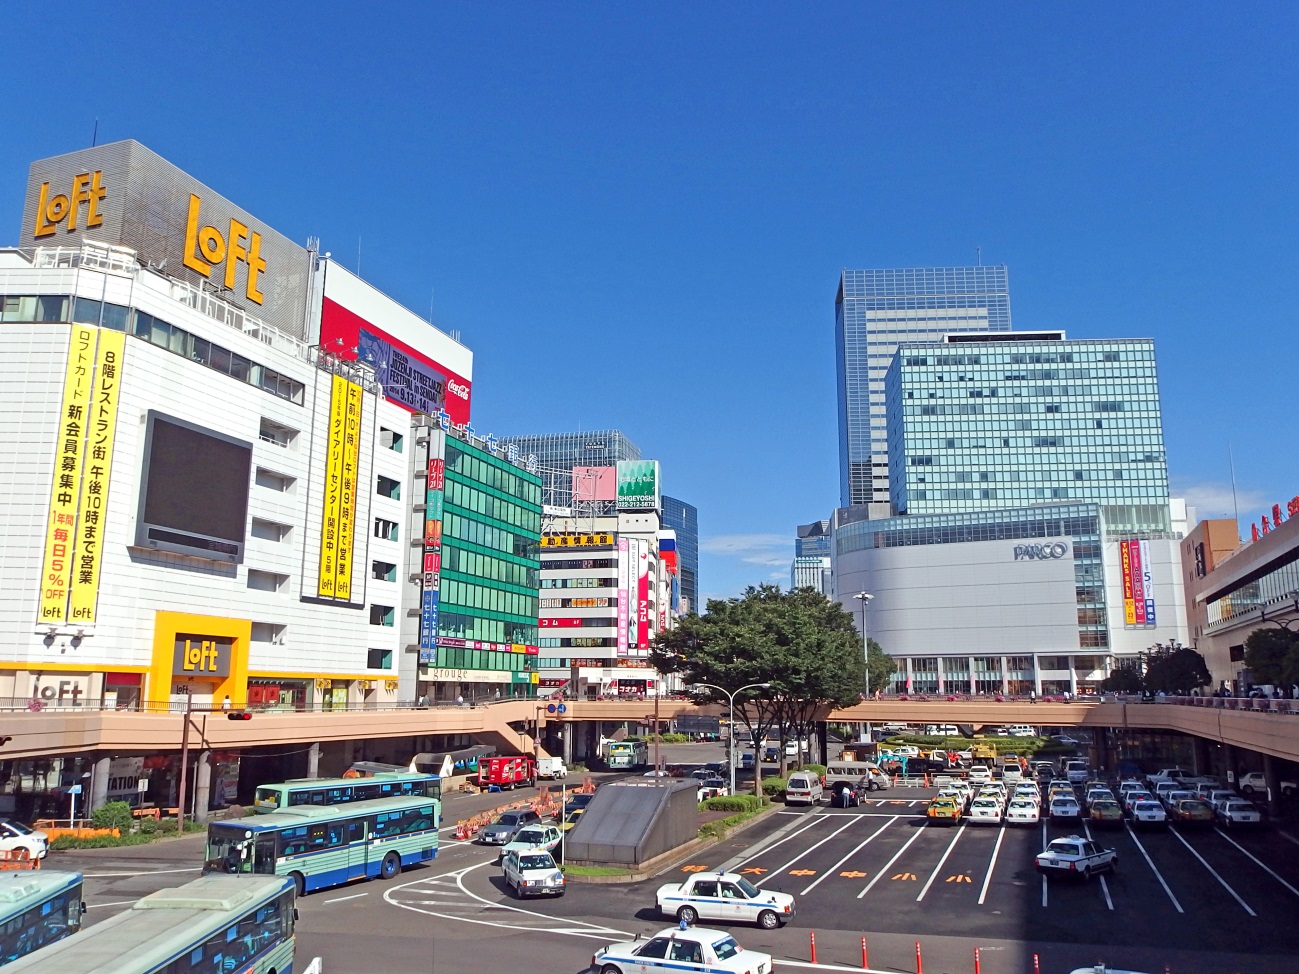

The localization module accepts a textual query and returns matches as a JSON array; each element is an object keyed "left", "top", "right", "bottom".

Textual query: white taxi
[
  {"left": 1036, "top": 835, "right": 1117, "bottom": 879},
  {"left": 1006, "top": 797, "right": 1040, "bottom": 825},
  {"left": 656, "top": 871, "right": 794, "bottom": 929},
  {"left": 592, "top": 926, "right": 772, "bottom": 974},
  {"left": 501, "top": 848, "right": 565, "bottom": 898},
  {"left": 968, "top": 797, "right": 1004, "bottom": 825}
]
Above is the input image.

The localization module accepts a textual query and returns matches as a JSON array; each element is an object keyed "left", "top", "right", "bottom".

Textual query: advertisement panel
[
  {"left": 314, "top": 374, "right": 364, "bottom": 600},
  {"left": 616, "top": 460, "right": 661, "bottom": 512},
  {"left": 23, "top": 141, "right": 311, "bottom": 340},
  {"left": 540, "top": 533, "right": 614, "bottom": 548},
  {"left": 616, "top": 538, "right": 630, "bottom": 656},
  {"left": 1120, "top": 540, "right": 1136, "bottom": 626},
  {"left": 419, "top": 438, "right": 447, "bottom": 662},
  {"left": 1130, "top": 540, "right": 1147, "bottom": 626},
  {"left": 67, "top": 328, "right": 125, "bottom": 624},
  {"left": 1140, "top": 539, "right": 1156, "bottom": 626},
  {"left": 573, "top": 466, "right": 616, "bottom": 502},
  {"left": 37, "top": 325, "right": 99, "bottom": 625},
  {"left": 320, "top": 296, "right": 472, "bottom": 425},
  {"left": 636, "top": 541, "right": 650, "bottom": 651}
]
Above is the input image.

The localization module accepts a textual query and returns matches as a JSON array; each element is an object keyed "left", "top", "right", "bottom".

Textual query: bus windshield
[
  {"left": 0, "top": 872, "right": 83, "bottom": 965},
  {"left": 206, "top": 825, "right": 277, "bottom": 876}
]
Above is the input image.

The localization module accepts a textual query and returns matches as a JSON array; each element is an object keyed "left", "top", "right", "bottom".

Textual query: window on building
[
  {"left": 369, "top": 605, "right": 395, "bottom": 627},
  {"left": 255, "top": 468, "right": 296, "bottom": 493},
  {"left": 259, "top": 418, "right": 299, "bottom": 449},
  {"left": 376, "top": 475, "right": 401, "bottom": 500},
  {"left": 374, "top": 518, "right": 398, "bottom": 541},
  {"left": 380, "top": 427, "right": 404, "bottom": 452},
  {"left": 367, "top": 648, "right": 393, "bottom": 669},
  {"left": 247, "top": 569, "right": 288, "bottom": 592},
  {"left": 250, "top": 518, "right": 291, "bottom": 542},
  {"left": 371, "top": 560, "right": 397, "bottom": 582}
]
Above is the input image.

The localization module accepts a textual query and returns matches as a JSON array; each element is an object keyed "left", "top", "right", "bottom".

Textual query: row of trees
[
  {"left": 1243, "top": 627, "right": 1299, "bottom": 689},
  {"left": 1098, "top": 642, "right": 1212, "bottom": 695},
  {"left": 650, "top": 585, "right": 895, "bottom": 789}
]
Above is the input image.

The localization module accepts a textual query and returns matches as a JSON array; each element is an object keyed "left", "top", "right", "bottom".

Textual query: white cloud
[
  {"left": 699, "top": 533, "right": 790, "bottom": 567},
  {"left": 1172, "top": 481, "right": 1267, "bottom": 520}
]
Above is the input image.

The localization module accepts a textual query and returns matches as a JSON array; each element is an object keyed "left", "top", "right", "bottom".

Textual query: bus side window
[
  {"left": 346, "top": 819, "right": 365, "bottom": 844},
  {"left": 309, "top": 790, "right": 327, "bottom": 806}
]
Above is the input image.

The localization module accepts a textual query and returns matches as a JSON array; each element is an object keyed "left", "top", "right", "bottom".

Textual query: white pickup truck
[{"left": 656, "top": 871, "right": 795, "bottom": 929}]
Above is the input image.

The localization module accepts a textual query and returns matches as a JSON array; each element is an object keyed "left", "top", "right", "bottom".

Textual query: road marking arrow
[
  {"left": 739, "top": 867, "right": 768, "bottom": 875},
  {"left": 788, "top": 869, "right": 816, "bottom": 876},
  {"left": 945, "top": 874, "right": 972, "bottom": 883},
  {"left": 681, "top": 865, "right": 708, "bottom": 872},
  {"left": 839, "top": 870, "right": 868, "bottom": 878},
  {"left": 891, "top": 872, "right": 918, "bottom": 880}
]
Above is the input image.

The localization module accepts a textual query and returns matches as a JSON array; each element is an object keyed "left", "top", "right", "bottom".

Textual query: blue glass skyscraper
[
  {"left": 837, "top": 266, "right": 1011, "bottom": 511},
  {"left": 662, "top": 495, "right": 699, "bottom": 614}
]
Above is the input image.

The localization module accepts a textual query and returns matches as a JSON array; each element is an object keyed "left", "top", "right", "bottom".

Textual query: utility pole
[{"left": 176, "top": 693, "right": 193, "bottom": 833}]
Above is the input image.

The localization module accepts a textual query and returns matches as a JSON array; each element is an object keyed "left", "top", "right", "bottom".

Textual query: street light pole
[
  {"left": 695, "top": 682, "right": 771, "bottom": 796},
  {"left": 854, "top": 592, "right": 874, "bottom": 690}
]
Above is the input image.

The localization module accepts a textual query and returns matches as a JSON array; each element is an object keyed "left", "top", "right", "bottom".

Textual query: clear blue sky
[{"left": 2, "top": 5, "right": 1296, "bottom": 601}]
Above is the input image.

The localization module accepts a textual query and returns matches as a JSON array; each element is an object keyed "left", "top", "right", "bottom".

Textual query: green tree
[
  {"left": 1243, "top": 628, "right": 1299, "bottom": 686},
  {"left": 866, "top": 638, "right": 897, "bottom": 694},
  {"left": 652, "top": 585, "right": 867, "bottom": 791},
  {"left": 1100, "top": 658, "right": 1145, "bottom": 694},
  {"left": 1143, "top": 646, "right": 1211, "bottom": 695}
]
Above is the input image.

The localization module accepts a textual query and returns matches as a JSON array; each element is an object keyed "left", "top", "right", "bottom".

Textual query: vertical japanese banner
[
  {"left": 419, "top": 455, "right": 445, "bottom": 662},
  {"left": 67, "top": 328, "right": 125, "bottom": 624},
  {"left": 38, "top": 325, "right": 99, "bottom": 625},
  {"left": 1130, "top": 539, "right": 1147, "bottom": 625},
  {"left": 1120, "top": 540, "right": 1136, "bottom": 627},
  {"left": 1140, "top": 539, "right": 1156, "bottom": 626},
  {"left": 317, "top": 375, "right": 347, "bottom": 598},
  {"left": 636, "top": 542, "right": 650, "bottom": 650},
  {"left": 332, "top": 379, "right": 364, "bottom": 600},
  {"left": 616, "top": 538, "right": 630, "bottom": 656}
]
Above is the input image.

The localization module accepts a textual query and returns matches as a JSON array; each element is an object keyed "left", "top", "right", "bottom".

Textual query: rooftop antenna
[
  {"left": 1228, "top": 441, "right": 1241, "bottom": 536},
  {"left": 91, "top": 118, "right": 99, "bottom": 147},
  {"left": 976, "top": 245, "right": 982, "bottom": 266}
]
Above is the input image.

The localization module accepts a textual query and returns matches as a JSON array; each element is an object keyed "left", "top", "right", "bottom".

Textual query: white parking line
[
  {"left": 1214, "top": 828, "right": 1299, "bottom": 898},
  {"left": 857, "top": 827, "right": 926, "bottom": 899},
  {"left": 1168, "top": 828, "right": 1255, "bottom": 916},
  {"left": 323, "top": 891, "right": 368, "bottom": 904},
  {"left": 977, "top": 826, "right": 1006, "bottom": 905},
  {"left": 1080, "top": 820, "right": 1114, "bottom": 911},
  {"left": 916, "top": 824, "right": 967, "bottom": 902},
  {"left": 1040, "top": 821, "right": 1048, "bottom": 909},
  {"left": 800, "top": 817, "right": 899, "bottom": 895},
  {"left": 1123, "top": 825, "right": 1183, "bottom": 913},
  {"left": 754, "top": 816, "right": 859, "bottom": 887},
  {"left": 80, "top": 866, "right": 200, "bottom": 879},
  {"left": 1279, "top": 830, "right": 1299, "bottom": 848},
  {"left": 731, "top": 816, "right": 828, "bottom": 870}
]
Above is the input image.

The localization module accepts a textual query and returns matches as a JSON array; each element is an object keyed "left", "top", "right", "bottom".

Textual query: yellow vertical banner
[
  {"left": 317, "top": 375, "right": 347, "bottom": 598},
  {"left": 37, "top": 326, "right": 100, "bottom": 625},
  {"left": 67, "top": 329, "right": 126, "bottom": 624},
  {"left": 333, "top": 378, "right": 363, "bottom": 601}
]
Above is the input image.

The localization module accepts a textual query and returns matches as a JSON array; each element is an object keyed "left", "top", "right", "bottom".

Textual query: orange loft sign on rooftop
[
  {"left": 182, "top": 193, "right": 266, "bottom": 304},
  {"left": 33, "top": 171, "right": 106, "bottom": 237}
]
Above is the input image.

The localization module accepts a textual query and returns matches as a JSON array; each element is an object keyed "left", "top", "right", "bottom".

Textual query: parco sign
[{"left": 1013, "top": 542, "right": 1069, "bottom": 561}]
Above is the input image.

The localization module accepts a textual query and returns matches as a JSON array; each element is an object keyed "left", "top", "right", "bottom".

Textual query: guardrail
[{"left": 0, "top": 695, "right": 531, "bottom": 715}]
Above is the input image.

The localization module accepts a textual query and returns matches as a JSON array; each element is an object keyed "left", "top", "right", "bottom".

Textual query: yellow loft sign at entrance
[
  {"left": 182, "top": 193, "right": 266, "bottom": 304},
  {"left": 34, "top": 171, "right": 107, "bottom": 237}
]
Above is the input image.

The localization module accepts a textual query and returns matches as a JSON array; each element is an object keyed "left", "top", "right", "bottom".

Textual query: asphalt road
[{"left": 45, "top": 749, "right": 1299, "bottom": 974}]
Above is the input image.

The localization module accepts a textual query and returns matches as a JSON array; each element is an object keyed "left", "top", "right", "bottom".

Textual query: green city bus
[
  {"left": 0, "top": 870, "right": 84, "bottom": 966},
  {"left": 252, "top": 771, "right": 440, "bottom": 813},
  {"left": 4, "top": 875, "right": 294, "bottom": 974},
  {"left": 207, "top": 793, "right": 439, "bottom": 895},
  {"left": 606, "top": 740, "right": 649, "bottom": 769}
]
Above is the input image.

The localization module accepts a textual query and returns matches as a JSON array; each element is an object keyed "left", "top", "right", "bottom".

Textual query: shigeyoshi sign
[{"left": 22, "top": 141, "right": 312, "bottom": 340}]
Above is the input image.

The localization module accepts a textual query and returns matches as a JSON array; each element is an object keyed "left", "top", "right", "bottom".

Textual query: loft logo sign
[
  {"left": 34, "top": 171, "right": 107, "bottom": 237},
  {"left": 183, "top": 194, "right": 266, "bottom": 304},
  {"left": 1014, "top": 542, "right": 1069, "bottom": 561}
]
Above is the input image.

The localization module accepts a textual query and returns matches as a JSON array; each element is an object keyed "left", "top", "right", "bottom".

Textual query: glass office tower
[
  {"left": 661, "top": 495, "right": 699, "bottom": 615},
  {"left": 497, "top": 429, "right": 640, "bottom": 512},
  {"left": 836, "top": 267, "right": 1011, "bottom": 511},
  {"left": 885, "top": 334, "right": 1171, "bottom": 535}
]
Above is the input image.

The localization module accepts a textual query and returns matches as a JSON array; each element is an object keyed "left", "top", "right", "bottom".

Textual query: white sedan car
[
  {"left": 1006, "top": 798, "right": 1041, "bottom": 825},
  {"left": 1049, "top": 796, "right": 1082, "bottom": 821},
  {"left": 968, "top": 797, "right": 1004, "bottom": 825},
  {"left": 500, "top": 824, "right": 562, "bottom": 860},
  {"left": 592, "top": 926, "right": 772, "bottom": 974},
  {"left": 501, "top": 848, "right": 565, "bottom": 898},
  {"left": 1215, "top": 799, "right": 1262, "bottom": 827},
  {"left": 1036, "top": 835, "right": 1117, "bottom": 879},
  {"left": 1128, "top": 800, "right": 1168, "bottom": 828}
]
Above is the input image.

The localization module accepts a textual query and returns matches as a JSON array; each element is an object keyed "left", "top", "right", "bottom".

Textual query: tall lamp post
[
  {"left": 853, "top": 592, "right": 874, "bottom": 687},
  {"left": 694, "top": 682, "right": 771, "bottom": 796}
]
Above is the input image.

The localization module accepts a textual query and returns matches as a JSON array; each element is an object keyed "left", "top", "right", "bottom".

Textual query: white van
[{"left": 784, "top": 771, "right": 825, "bottom": 806}]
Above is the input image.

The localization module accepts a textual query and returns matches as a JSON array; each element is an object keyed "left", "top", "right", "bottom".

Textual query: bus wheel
[
  {"left": 290, "top": 872, "right": 305, "bottom": 896},
  {"left": 381, "top": 852, "right": 402, "bottom": 880}
]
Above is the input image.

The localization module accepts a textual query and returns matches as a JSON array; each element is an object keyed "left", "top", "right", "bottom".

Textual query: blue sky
[{"left": 2, "top": 5, "right": 1296, "bottom": 601}]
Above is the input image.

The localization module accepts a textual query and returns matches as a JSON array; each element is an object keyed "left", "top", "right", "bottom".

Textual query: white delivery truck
[{"left": 536, "top": 757, "right": 568, "bottom": 779}]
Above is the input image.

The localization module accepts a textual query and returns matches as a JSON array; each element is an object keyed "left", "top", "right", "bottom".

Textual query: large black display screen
[{"left": 135, "top": 413, "right": 252, "bottom": 563}]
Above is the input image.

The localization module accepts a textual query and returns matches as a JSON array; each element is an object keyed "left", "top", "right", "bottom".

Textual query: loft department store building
[
  {"left": 0, "top": 142, "right": 539, "bottom": 814},
  {"left": 832, "top": 332, "right": 1190, "bottom": 694}
]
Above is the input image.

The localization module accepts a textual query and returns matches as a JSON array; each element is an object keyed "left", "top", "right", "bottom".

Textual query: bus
[
  {"left": 0, "top": 871, "right": 83, "bottom": 966},
  {"left": 252, "top": 771, "right": 440, "bottom": 813},
  {"left": 206, "top": 793, "right": 439, "bottom": 895},
  {"left": 606, "top": 740, "right": 649, "bottom": 769},
  {"left": 4, "top": 875, "right": 293, "bottom": 974}
]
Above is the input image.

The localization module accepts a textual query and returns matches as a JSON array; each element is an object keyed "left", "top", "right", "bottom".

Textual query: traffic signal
[{"left": 226, "top": 711, "right": 253, "bottom": 721}]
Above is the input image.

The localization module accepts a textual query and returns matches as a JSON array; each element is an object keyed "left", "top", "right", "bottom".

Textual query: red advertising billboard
[
  {"left": 320, "top": 297, "right": 472, "bottom": 425},
  {"left": 573, "top": 466, "right": 616, "bottom": 502},
  {"left": 1120, "top": 540, "right": 1136, "bottom": 626},
  {"left": 636, "top": 542, "right": 650, "bottom": 650},
  {"left": 1129, "top": 540, "right": 1147, "bottom": 625}
]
